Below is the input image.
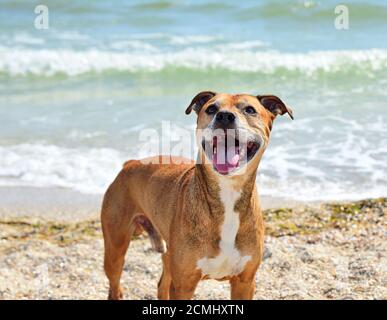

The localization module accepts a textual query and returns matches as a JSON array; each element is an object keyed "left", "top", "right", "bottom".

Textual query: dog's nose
[{"left": 215, "top": 111, "right": 236, "bottom": 125}]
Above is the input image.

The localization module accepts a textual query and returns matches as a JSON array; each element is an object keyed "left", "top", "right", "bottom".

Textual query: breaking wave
[{"left": 1, "top": 46, "right": 386, "bottom": 78}]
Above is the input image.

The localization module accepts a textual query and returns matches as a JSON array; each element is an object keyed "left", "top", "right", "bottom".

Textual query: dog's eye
[
  {"left": 205, "top": 104, "right": 218, "bottom": 115},
  {"left": 244, "top": 106, "right": 256, "bottom": 115}
]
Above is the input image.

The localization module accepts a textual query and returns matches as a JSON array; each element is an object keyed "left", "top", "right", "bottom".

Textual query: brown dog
[{"left": 101, "top": 92, "right": 293, "bottom": 300}]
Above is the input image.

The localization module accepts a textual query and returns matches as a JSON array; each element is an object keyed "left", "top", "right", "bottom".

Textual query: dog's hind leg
[
  {"left": 102, "top": 221, "right": 133, "bottom": 300},
  {"left": 133, "top": 215, "right": 170, "bottom": 299},
  {"left": 157, "top": 252, "right": 172, "bottom": 299},
  {"left": 101, "top": 192, "right": 135, "bottom": 300}
]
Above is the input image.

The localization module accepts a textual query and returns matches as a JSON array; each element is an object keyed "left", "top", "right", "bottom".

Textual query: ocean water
[{"left": 0, "top": 0, "right": 386, "bottom": 201}]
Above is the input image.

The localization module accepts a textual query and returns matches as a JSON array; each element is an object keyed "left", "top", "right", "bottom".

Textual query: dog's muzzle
[{"left": 201, "top": 128, "right": 260, "bottom": 175}]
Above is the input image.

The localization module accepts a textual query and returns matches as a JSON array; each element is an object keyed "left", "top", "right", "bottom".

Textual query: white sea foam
[
  {"left": 0, "top": 144, "right": 125, "bottom": 194},
  {"left": 12, "top": 33, "right": 46, "bottom": 45},
  {"left": 168, "top": 35, "right": 222, "bottom": 45},
  {"left": 258, "top": 115, "right": 387, "bottom": 201},
  {"left": 1, "top": 46, "right": 386, "bottom": 77},
  {"left": 109, "top": 40, "right": 159, "bottom": 51},
  {"left": 127, "top": 33, "right": 222, "bottom": 45},
  {"left": 0, "top": 116, "right": 386, "bottom": 202}
]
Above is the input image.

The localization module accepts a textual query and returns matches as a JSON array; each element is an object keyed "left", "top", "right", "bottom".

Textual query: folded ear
[
  {"left": 257, "top": 95, "right": 294, "bottom": 120},
  {"left": 185, "top": 91, "right": 216, "bottom": 115}
]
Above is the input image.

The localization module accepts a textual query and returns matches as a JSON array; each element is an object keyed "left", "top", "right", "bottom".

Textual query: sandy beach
[{"left": 1, "top": 196, "right": 385, "bottom": 300}]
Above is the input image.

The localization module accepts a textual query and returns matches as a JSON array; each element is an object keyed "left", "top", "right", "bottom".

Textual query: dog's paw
[{"left": 108, "top": 287, "right": 123, "bottom": 300}]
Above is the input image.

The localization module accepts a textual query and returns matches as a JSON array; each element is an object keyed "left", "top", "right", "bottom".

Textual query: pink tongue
[{"left": 213, "top": 146, "right": 240, "bottom": 174}]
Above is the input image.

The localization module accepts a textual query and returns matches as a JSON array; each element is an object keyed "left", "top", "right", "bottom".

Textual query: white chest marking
[{"left": 197, "top": 178, "right": 251, "bottom": 279}]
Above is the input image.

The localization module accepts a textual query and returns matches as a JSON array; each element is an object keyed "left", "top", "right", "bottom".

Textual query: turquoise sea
[{"left": 0, "top": 0, "right": 386, "bottom": 201}]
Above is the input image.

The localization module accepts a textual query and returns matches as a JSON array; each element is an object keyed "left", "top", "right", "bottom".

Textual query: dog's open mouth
[{"left": 202, "top": 134, "right": 260, "bottom": 175}]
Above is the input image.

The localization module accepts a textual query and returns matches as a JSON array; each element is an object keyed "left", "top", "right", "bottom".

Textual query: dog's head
[{"left": 186, "top": 91, "right": 293, "bottom": 176}]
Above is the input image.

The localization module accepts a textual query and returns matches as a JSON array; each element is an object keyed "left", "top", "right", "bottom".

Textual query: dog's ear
[
  {"left": 185, "top": 91, "right": 216, "bottom": 115},
  {"left": 257, "top": 95, "right": 294, "bottom": 120}
]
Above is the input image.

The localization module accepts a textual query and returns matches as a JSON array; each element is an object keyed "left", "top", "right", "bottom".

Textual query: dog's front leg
[
  {"left": 169, "top": 272, "right": 201, "bottom": 300},
  {"left": 229, "top": 264, "right": 259, "bottom": 300},
  {"left": 230, "top": 277, "right": 256, "bottom": 300}
]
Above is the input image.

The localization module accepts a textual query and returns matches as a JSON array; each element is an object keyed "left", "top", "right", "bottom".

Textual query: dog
[{"left": 101, "top": 91, "right": 293, "bottom": 300}]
